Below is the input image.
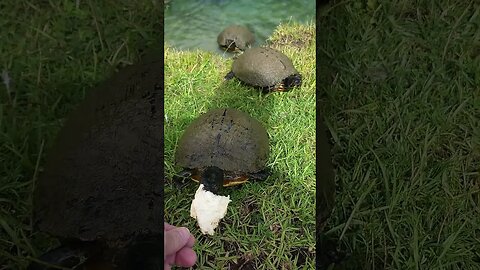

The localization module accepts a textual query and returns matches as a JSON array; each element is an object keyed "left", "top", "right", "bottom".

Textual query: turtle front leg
[
  {"left": 224, "top": 71, "right": 235, "bottom": 81},
  {"left": 233, "top": 46, "right": 242, "bottom": 53},
  {"left": 232, "top": 49, "right": 243, "bottom": 60},
  {"left": 248, "top": 168, "right": 271, "bottom": 181},
  {"left": 272, "top": 74, "right": 302, "bottom": 92},
  {"left": 172, "top": 169, "right": 193, "bottom": 189},
  {"left": 272, "top": 82, "right": 286, "bottom": 92}
]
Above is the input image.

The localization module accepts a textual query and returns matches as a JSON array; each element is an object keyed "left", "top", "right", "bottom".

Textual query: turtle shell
[
  {"left": 32, "top": 51, "right": 163, "bottom": 246},
  {"left": 217, "top": 25, "right": 255, "bottom": 51},
  {"left": 175, "top": 108, "right": 269, "bottom": 173},
  {"left": 231, "top": 47, "right": 299, "bottom": 87}
]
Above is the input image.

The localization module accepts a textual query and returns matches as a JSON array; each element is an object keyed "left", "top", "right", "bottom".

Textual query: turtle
[
  {"left": 316, "top": 115, "right": 348, "bottom": 268},
  {"left": 224, "top": 47, "right": 302, "bottom": 92},
  {"left": 217, "top": 25, "right": 255, "bottom": 53},
  {"left": 173, "top": 108, "right": 269, "bottom": 195},
  {"left": 27, "top": 51, "right": 163, "bottom": 270}
]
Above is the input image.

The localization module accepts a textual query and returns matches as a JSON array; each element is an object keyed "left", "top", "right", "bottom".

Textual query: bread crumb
[{"left": 190, "top": 184, "right": 231, "bottom": 235}]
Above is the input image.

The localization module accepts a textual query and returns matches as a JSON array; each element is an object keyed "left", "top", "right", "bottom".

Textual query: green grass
[
  {"left": 164, "top": 22, "right": 316, "bottom": 269},
  {"left": 319, "top": 1, "right": 480, "bottom": 269},
  {"left": 2, "top": 0, "right": 478, "bottom": 269},
  {"left": 0, "top": 1, "right": 160, "bottom": 268}
]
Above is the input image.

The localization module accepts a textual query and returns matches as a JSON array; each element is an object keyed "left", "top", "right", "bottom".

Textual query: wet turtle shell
[
  {"left": 225, "top": 47, "right": 302, "bottom": 92},
  {"left": 30, "top": 51, "right": 163, "bottom": 269},
  {"left": 175, "top": 108, "right": 269, "bottom": 186},
  {"left": 217, "top": 25, "right": 255, "bottom": 51}
]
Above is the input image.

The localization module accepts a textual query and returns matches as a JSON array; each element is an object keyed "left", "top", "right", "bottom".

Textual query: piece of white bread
[{"left": 190, "top": 184, "right": 231, "bottom": 235}]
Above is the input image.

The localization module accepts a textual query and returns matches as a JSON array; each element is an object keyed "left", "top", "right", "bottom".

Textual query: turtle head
[
  {"left": 284, "top": 73, "right": 302, "bottom": 89},
  {"left": 223, "top": 39, "right": 237, "bottom": 52},
  {"left": 201, "top": 166, "right": 224, "bottom": 194}
]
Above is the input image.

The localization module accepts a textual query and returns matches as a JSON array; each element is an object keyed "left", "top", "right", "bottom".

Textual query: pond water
[{"left": 164, "top": 0, "right": 316, "bottom": 54}]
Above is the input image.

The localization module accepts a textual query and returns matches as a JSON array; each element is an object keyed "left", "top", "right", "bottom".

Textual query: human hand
[{"left": 164, "top": 222, "right": 197, "bottom": 270}]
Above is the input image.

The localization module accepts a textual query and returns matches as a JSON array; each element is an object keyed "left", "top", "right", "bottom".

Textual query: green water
[{"left": 164, "top": 0, "right": 316, "bottom": 54}]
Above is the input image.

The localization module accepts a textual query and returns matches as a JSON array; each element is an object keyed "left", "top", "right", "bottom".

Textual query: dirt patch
[
  {"left": 223, "top": 241, "right": 240, "bottom": 254},
  {"left": 269, "top": 222, "right": 281, "bottom": 235},
  {"left": 240, "top": 197, "right": 258, "bottom": 216},
  {"left": 226, "top": 252, "right": 266, "bottom": 270}
]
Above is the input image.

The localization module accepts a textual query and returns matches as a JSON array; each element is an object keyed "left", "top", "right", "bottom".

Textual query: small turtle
[
  {"left": 173, "top": 108, "right": 269, "bottom": 194},
  {"left": 217, "top": 25, "right": 255, "bottom": 52},
  {"left": 224, "top": 47, "right": 302, "bottom": 92},
  {"left": 28, "top": 52, "right": 163, "bottom": 270}
]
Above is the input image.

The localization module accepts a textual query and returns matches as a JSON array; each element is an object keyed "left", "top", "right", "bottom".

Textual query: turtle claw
[
  {"left": 172, "top": 170, "right": 192, "bottom": 189},
  {"left": 232, "top": 51, "right": 243, "bottom": 60},
  {"left": 224, "top": 71, "right": 235, "bottom": 81},
  {"left": 233, "top": 47, "right": 243, "bottom": 56}
]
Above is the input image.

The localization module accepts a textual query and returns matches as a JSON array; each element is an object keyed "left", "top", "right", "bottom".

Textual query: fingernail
[{"left": 179, "top": 227, "right": 190, "bottom": 240}]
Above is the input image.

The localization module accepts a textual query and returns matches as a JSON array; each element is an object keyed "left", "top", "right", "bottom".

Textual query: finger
[
  {"left": 165, "top": 224, "right": 194, "bottom": 245},
  {"left": 164, "top": 227, "right": 191, "bottom": 256},
  {"left": 175, "top": 247, "right": 197, "bottom": 268},
  {"left": 186, "top": 234, "right": 195, "bottom": 248},
  {"left": 164, "top": 223, "right": 176, "bottom": 231},
  {"left": 164, "top": 264, "right": 172, "bottom": 270},
  {"left": 165, "top": 254, "right": 175, "bottom": 266}
]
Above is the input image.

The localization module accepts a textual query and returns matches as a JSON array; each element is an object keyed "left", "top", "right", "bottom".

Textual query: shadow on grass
[{"left": 27, "top": 48, "right": 164, "bottom": 269}]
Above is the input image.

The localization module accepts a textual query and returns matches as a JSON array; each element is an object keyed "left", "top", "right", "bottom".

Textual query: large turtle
[
  {"left": 224, "top": 47, "right": 302, "bottom": 92},
  {"left": 173, "top": 108, "right": 269, "bottom": 195},
  {"left": 28, "top": 51, "right": 163, "bottom": 270},
  {"left": 217, "top": 25, "right": 255, "bottom": 52}
]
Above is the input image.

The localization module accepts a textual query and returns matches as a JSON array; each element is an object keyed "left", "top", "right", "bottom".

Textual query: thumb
[{"left": 164, "top": 227, "right": 191, "bottom": 256}]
